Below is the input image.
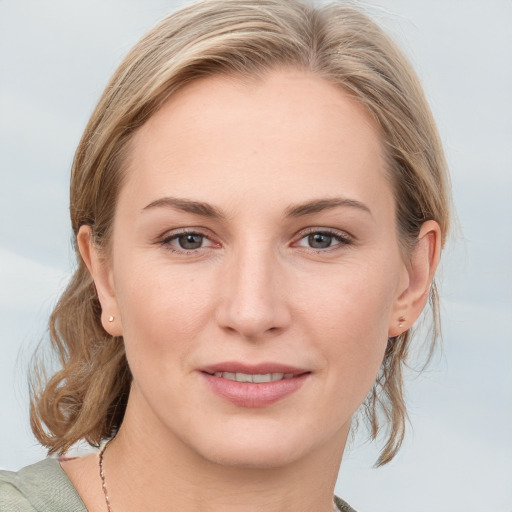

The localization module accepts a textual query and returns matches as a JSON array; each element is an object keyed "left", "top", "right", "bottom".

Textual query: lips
[
  {"left": 210, "top": 371, "right": 296, "bottom": 383},
  {"left": 200, "top": 362, "right": 310, "bottom": 408}
]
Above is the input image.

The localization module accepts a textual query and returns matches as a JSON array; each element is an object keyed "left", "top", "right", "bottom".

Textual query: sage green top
[{"left": 0, "top": 459, "right": 356, "bottom": 512}]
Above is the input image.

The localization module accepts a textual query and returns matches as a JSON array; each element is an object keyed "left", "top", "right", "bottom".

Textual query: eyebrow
[
  {"left": 284, "top": 197, "right": 372, "bottom": 218},
  {"left": 142, "top": 197, "right": 225, "bottom": 219},
  {"left": 142, "top": 196, "right": 372, "bottom": 219}
]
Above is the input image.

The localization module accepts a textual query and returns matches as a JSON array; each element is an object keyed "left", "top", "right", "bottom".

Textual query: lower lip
[{"left": 201, "top": 373, "right": 309, "bottom": 408}]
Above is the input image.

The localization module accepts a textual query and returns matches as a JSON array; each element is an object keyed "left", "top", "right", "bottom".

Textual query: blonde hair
[{"left": 30, "top": 0, "right": 451, "bottom": 466}]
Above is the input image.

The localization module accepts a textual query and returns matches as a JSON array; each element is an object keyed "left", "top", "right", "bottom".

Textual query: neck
[{"left": 103, "top": 395, "right": 348, "bottom": 512}]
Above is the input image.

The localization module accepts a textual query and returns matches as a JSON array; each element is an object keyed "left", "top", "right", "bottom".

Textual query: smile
[
  {"left": 210, "top": 372, "right": 296, "bottom": 383},
  {"left": 200, "top": 363, "right": 310, "bottom": 408}
]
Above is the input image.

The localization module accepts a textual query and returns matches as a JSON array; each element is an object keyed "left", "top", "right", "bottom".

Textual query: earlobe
[
  {"left": 77, "top": 226, "right": 123, "bottom": 336},
  {"left": 389, "top": 220, "right": 442, "bottom": 337}
]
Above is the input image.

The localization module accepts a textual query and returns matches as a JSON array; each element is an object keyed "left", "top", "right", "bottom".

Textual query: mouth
[
  {"left": 199, "top": 362, "right": 311, "bottom": 407},
  {"left": 205, "top": 371, "right": 298, "bottom": 383}
]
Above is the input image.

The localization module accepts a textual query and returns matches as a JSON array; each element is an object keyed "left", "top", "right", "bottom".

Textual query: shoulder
[
  {"left": 0, "top": 459, "right": 86, "bottom": 512},
  {"left": 334, "top": 495, "right": 358, "bottom": 512}
]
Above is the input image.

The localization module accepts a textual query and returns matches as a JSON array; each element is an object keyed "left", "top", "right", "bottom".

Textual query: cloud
[{"left": 0, "top": 247, "right": 69, "bottom": 311}]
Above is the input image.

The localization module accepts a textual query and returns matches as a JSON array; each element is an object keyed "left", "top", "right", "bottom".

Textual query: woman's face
[{"left": 96, "top": 69, "right": 412, "bottom": 467}]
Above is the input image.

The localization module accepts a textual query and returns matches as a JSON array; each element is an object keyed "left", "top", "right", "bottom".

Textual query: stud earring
[
  {"left": 108, "top": 315, "right": 114, "bottom": 322},
  {"left": 398, "top": 316, "right": 405, "bottom": 328}
]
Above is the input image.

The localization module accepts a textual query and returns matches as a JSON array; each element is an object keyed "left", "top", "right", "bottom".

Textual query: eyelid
[
  {"left": 158, "top": 227, "right": 220, "bottom": 253},
  {"left": 155, "top": 226, "right": 353, "bottom": 254},
  {"left": 292, "top": 227, "right": 354, "bottom": 250}
]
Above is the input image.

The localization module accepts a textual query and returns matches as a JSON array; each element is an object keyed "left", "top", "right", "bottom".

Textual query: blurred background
[{"left": 0, "top": 1, "right": 511, "bottom": 511}]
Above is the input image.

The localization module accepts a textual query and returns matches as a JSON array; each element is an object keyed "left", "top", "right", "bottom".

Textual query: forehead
[{"left": 122, "top": 69, "right": 390, "bottom": 215}]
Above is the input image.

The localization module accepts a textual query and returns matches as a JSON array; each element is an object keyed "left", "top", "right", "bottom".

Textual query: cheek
[
  {"left": 112, "top": 256, "right": 216, "bottom": 368},
  {"left": 299, "top": 257, "right": 397, "bottom": 331},
  {"left": 296, "top": 259, "right": 399, "bottom": 385}
]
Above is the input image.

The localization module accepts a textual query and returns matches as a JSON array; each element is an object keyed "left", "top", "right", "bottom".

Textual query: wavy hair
[{"left": 30, "top": 0, "right": 451, "bottom": 466}]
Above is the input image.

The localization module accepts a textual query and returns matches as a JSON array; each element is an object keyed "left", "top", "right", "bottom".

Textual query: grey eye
[
  {"left": 178, "top": 234, "right": 204, "bottom": 249},
  {"left": 308, "top": 233, "right": 333, "bottom": 249}
]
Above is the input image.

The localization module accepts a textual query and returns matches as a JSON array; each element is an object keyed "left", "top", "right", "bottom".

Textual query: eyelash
[
  {"left": 158, "top": 227, "right": 353, "bottom": 255},
  {"left": 293, "top": 228, "right": 353, "bottom": 252},
  {"left": 159, "top": 229, "right": 218, "bottom": 254}
]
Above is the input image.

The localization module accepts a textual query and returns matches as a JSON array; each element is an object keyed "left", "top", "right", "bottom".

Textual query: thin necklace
[
  {"left": 99, "top": 439, "right": 340, "bottom": 512},
  {"left": 99, "top": 440, "right": 113, "bottom": 512}
]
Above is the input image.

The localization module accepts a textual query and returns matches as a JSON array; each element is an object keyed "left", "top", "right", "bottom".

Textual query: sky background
[{"left": 0, "top": 1, "right": 511, "bottom": 511}]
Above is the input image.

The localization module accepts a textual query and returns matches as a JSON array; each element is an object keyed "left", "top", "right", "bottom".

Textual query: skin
[{"left": 63, "top": 69, "right": 441, "bottom": 512}]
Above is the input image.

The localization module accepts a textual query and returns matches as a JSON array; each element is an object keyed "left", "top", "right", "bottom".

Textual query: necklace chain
[
  {"left": 98, "top": 440, "right": 339, "bottom": 512},
  {"left": 99, "top": 440, "right": 113, "bottom": 512}
]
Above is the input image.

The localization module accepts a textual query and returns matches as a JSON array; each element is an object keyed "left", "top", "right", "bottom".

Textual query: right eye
[
  {"left": 160, "top": 230, "right": 218, "bottom": 254},
  {"left": 304, "top": 232, "right": 336, "bottom": 249},
  {"left": 174, "top": 233, "right": 205, "bottom": 250}
]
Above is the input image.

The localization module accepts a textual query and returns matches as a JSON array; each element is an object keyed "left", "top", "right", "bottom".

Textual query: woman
[{"left": 0, "top": 0, "right": 450, "bottom": 510}]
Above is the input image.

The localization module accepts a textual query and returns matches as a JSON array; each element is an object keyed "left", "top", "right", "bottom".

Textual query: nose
[{"left": 215, "top": 246, "right": 291, "bottom": 340}]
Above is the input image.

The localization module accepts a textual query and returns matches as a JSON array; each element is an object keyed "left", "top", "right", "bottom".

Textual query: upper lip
[{"left": 200, "top": 361, "right": 309, "bottom": 375}]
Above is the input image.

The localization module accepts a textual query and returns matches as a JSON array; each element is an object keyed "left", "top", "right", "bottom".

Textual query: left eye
[{"left": 296, "top": 231, "right": 349, "bottom": 250}]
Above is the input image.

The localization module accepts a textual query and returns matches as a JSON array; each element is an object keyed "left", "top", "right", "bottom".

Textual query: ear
[
  {"left": 389, "top": 220, "right": 442, "bottom": 337},
  {"left": 77, "top": 225, "right": 123, "bottom": 336}
]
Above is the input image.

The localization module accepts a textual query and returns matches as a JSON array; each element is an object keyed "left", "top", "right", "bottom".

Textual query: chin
[
  {"left": 196, "top": 438, "right": 306, "bottom": 470},
  {"left": 181, "top": 417, "right": 341, "bottom": 470}
]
